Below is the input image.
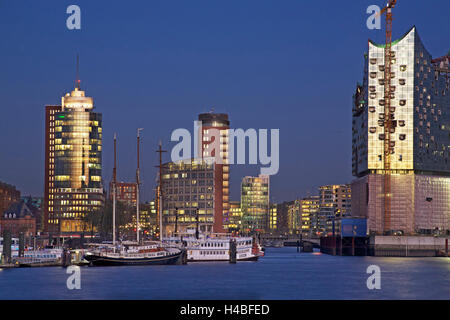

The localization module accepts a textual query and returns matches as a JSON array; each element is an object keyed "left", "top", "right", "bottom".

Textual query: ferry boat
[
  {"left": 83, "top": 241, "right": 182, "bottom": 266},
  {"left": 164, "top": 231, "right": 263, "bottom": 262},
  {"left": 14, "top": 248, "right": 63, "bottom": 267}
]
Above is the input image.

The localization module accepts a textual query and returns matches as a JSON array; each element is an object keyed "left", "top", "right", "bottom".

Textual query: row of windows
[{"left": 200, "top": 251, "right": 226, "bottom": 255}]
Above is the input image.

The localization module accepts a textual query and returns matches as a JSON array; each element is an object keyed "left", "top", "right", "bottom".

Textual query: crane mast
[{"left": 379, "top": 0, "right": 397, "bottom": 234}]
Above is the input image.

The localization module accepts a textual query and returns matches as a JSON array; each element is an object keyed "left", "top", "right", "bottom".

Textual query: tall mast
[
  {"left": 379, "top": 0, "right": 397, "bottom": 234},
  {"left": 156, "top": 141, "right": 167, "bottom": 242},
  {"left": 136, "top": 128, "right": 144, "bottom": 243},
  {"left": 112, "top": 134, "right": 117, "bottom": 247},
  {"left": 76, "top": 54, "right": 81, "bottom": 89}
]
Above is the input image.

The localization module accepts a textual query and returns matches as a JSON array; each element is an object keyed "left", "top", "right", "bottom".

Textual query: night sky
[{"left": 0, "top": 1, "right": 448, "bottom": 202}]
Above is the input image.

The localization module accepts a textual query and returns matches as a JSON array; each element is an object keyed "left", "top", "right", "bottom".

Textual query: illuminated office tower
[
  {"left": 44, "top": 83, "right": 103, "bottom": 234},
  {"left": 241, "top": 175, "right": 270, "bottom": 233},
  {"left": 198, "top": 112, "right": 230, "bottom": 233},
  {"left": 352, "top": 27, "right": 449, "bottom": 235},
  {"left": 299, "top": 196, "right": 319, "bottom": 236}
]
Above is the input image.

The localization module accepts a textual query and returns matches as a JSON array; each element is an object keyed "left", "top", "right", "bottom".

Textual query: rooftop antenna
[{"left": 76, "top": 54, "right": 81, "bottom": 89}]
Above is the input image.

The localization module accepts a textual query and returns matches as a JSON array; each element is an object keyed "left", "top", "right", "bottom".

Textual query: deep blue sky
[{"left": 0, "top": 1, "right": 448, "bottom": 202}]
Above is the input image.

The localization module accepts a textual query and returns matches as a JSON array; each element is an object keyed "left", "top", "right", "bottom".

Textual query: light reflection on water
[{"left": 0, "top": 247, "right": 448, "bottom": 300}]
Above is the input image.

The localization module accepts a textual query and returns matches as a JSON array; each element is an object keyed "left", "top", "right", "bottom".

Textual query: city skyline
[{"left": 0, "top": 1, "right": 448, "bottom": 202}]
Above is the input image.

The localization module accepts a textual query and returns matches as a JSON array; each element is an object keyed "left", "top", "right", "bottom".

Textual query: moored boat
[
  {"left": 164, "top": 231, "right": 263, "bottom": 262},
  {"left": 83, "top": 136, "right": 183, "bottom": 267},
  {"left": 84, "top": 242, "right": 182, "bottom": 266},
  {"left": 14, "top": 248, "right": 63, "bottom": 267}
]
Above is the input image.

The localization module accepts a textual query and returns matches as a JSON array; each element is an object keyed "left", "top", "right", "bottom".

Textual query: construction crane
[{"left": 377, "top": 0, "right": 397, "bottom": 234}]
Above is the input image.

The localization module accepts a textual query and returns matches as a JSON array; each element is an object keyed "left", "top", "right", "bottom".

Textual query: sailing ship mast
[
  {"left": 136, "top": 128, "right": 144, "bottom": 243},
  {"left": 156, "top": 142, "right": 166, "bottom": 242},
  {"left": 112, "top": 134, "right": 117, "bottom": 247}
]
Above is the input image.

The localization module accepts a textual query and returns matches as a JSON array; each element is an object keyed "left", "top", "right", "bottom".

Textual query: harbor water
[{"left": 0, "top": 247, "right": 448, "bottom": 300}]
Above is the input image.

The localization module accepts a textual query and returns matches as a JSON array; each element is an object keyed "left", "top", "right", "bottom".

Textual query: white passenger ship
[{"left": 164, "top": 230, "right": 263, "bottom": 262}]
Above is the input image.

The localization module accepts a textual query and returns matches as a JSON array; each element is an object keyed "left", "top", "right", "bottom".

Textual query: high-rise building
[
  {"left": 299, "top": 196, "right": 320, "bottom": 237},
  {"left": 44, "top": 84, "right": 103, "bottom": 234},
  {"left": 241, "top": 174, "right": 270, "bottom": 233},
  {"left": 161, "top": 158, "right": 215, "bottom": 235},
  {"left": 352, "top": 27, "right": 449, "bottom": 235},
  {"left": 318, "top": 184, "right": 351, "bottom": 235},
  {"left": 198, "top": 112, "right": 230, "bottom": 233}
]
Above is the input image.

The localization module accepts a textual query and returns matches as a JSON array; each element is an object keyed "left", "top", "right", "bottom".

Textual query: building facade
[
  {"left": 139, "top": 201, "right": 158, "bottom": 238},
  {"left": 44, "top": 84, "right": 104, "bottom": 234},
  {"left": 318, "top": 184, "right": 351, "bottom": 236},
  {"left": 299, "top": 196, "right": 320, "bottom": 237},
  {"left": 274, "top": 201, "right": 291, "bottom": 235},
  {"left": 352, "top": 27, "right": 449, "bottom": 235},
  {"left": 224, "top": 200, "right": 242, "bottom": 233},
  {"left": 0, "top": 181, "right": 20, "bottom": 217},
  {"left": 268, "top": 203, "right": 278, "bottom": 232},
  {"left": 198, "top": 113, "right": 230, "bottom": 233},
  {"left": 0, "top": 201, "right": 36, "bottom": 237},
  {"left": 22, "top": 196, "right": 43, "bottom": 233},
  {"left": 241, "top": 175, "right": 270, "bottom": 233},
  {"left": 110, "top": 182, "right": 137, "bottom": 208},
  {"left": 161, "top": 158, "right": 215, "bottom": 235},
  {"left": 287, "top": 200, "right": 301, "bottom": 235}
]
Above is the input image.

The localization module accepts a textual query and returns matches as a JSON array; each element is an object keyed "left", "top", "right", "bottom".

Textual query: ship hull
[
  {"left": 84, "top": 252, "right": 182, "bottom": 266},
  {"left": 187, "top": 255, "right": 259, "bottom": 262}
]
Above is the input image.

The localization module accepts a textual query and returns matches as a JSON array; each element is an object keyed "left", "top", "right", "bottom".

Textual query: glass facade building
[
  {"left": 241, "top": 175, "right": 269, "bottom": 233},
  {"left": 351, "top": 27, "right": 449, "bottom": 235},
  {"left": 45, "top": 86, "right": 103, "bottom": 234}
]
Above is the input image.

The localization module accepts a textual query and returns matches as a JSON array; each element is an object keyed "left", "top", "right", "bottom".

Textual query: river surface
[{"left": 0, "top": 247, "right": 448, "bottom": 299}]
